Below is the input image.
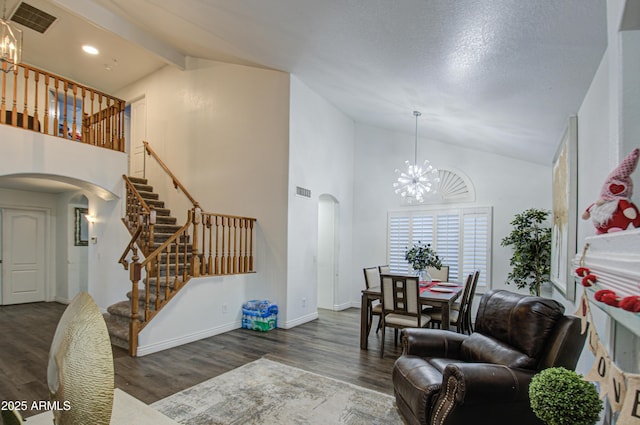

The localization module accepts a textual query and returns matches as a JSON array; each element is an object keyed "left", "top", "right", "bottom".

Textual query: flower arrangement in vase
[{"left": 405, "top": 241, "right": 442, "bottom": 283}]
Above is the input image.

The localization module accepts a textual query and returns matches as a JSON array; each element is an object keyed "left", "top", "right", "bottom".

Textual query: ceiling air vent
[
  {"left": 11, "top": 2, "right": 57, "bottom": 34},
  {"left": 295, "top": 186, "right": 311, "bottom": 199}
]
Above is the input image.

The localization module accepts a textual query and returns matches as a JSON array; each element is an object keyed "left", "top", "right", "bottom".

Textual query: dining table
[{"left": 360, "top": 279, "right": 464, "bottom": 350}]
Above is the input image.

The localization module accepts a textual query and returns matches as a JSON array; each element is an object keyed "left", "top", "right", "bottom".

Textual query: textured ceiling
[{"left": 13, "top": 0, "right": 608, "bottom": 167}]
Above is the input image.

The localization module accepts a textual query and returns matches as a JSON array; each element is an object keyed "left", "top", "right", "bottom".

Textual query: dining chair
[
  {"left": 461, "top": 270, "right": 481, "bottom": 333},
  {"left": 363, "top": 267, "right": 383, "bottom": 336},
  {"left": 378, "top": 264, "right": 391, "bottom": 274},
  {"left": 426, "top": 265, "right": 449, "bottom": 281},
  {"left": 429, "top": 271, "right": 480, "bottom": 333},
  {"left": 380, "top": 274, "right": 431, "bottom": 357}
]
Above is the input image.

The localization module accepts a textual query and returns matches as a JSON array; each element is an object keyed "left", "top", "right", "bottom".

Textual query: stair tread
[{"left": 127, "top": 176, "right": 147, "bottom": 184}]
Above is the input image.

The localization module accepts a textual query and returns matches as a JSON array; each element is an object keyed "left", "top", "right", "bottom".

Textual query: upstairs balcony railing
[{"left": 0, "top": 62, "right": 125, "bottom": 152}]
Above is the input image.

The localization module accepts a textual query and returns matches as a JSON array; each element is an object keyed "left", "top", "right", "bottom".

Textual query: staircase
[
  {"left": 112, "top": 142, "right": 257, "bottom": 356},
  {"left": 104, "top": 176, "right": 189, "bottom": 350}
]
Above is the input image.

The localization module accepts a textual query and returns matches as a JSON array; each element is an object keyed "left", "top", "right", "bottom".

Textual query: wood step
[
  {"left": 138, "top": 191, "right": 159, "bottom": 200},
  {"left": 153, "top": 224, "right": 183, "bottom": 234},
  {"left": 146, "top": 199, "right": 165, "bottom": 209},
  {"left": 127, "top": 176, "right": 147, "bottom": 185},
  {"left": 153, "top": 233, "right": 190, "bottom": 244},
  {"left": 152, "top": 207, "right": 171, "bottom": 216},
  {"left": 107, "top": 300, "right": 144, "bottom": 321},
  {"left": 155, "top": 215, "right": 177, "bottom": 225},
  {"left": 132, "top": 183, "right": 153, "bottom": 193}
]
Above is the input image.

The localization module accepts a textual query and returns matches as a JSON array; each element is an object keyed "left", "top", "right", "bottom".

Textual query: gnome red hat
[{"left": 600, "top": 148, "right": 639, "bottom": 201}]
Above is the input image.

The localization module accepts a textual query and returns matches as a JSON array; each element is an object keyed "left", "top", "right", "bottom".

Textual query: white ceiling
[{"left": 3, "top": 0, "right": 608, "bottom": 196}]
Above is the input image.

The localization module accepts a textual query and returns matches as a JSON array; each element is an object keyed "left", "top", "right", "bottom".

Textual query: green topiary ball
[{"left": 529, "top": 367, "right": 603, "bottom": 425}]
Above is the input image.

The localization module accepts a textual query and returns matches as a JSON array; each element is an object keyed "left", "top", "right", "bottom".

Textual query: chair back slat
[
  {"left": 453, "top": 273, "right": 474, "bottom": 333},
  {"left": 427, "top": 265, "right": 449, "bottom": 281},
  {"left": 378, "top": 264, "right": 391, "bottom": 274},
  {"left": 462, "top": 271, "right": 481, "bottom": 332},
  {"left": 363, "top": 267, "right": 379, "bottom": 289}
]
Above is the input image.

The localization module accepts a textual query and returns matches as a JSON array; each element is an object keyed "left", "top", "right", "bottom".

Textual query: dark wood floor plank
[{"left": 0, "top": 302, "right": 401, "bottom": 418}]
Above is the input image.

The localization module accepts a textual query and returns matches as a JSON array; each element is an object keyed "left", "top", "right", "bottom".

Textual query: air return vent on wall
[
  {"left": 296, "top": 186, "right": 311, "bottom": 199},
  {"left": 11, "top": 2, "right": 57, "bottom": 34}
]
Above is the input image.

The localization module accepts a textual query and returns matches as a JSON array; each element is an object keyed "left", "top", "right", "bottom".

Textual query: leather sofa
[{"left": 392, "top": 289, "right": 587, "bottom": 425}]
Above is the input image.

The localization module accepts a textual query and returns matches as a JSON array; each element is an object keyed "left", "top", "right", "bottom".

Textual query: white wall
[
  {"left": 288, "top": 76, "right": 356, "bottom": 326},
  {"left": 549, "top": 0, "right": 640, "bottom": 385},
  {"left": 352, "top": 122, "right": 552, "bottom": 302},
  {"left": 115, "top": 58, "right": 292, "bottom": 352},
  {"left": 0, "top": 127, "right": 129, "bottom": 309}
]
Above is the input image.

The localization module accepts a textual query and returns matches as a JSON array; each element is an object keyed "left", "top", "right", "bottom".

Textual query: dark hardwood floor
[{"left": 0, "top": 302, "right": 402, "bottom": 418}]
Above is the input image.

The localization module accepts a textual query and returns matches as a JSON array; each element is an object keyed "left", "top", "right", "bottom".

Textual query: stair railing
[
  {"left": 121, "top": 141, "right": 257, "bottom": 356},
  {"left": 143, "top": 141, "right": 198, "bottom": 207},
  {"left": 122, "top": 175, "right": 155, "bottom": 256},
  {"left": 118, "top": 222, "right": 144, "bottom": 270},
  {"left": 127, "top": 211, "right": 194, "bottom": 356},
  {"left": 0, "top": 62, "right": 125, "bottom": 151}
]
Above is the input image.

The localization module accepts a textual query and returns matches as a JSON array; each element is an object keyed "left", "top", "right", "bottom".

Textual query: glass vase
[{"left": 417, "top": 269, "right": 432, "bottom": 284}]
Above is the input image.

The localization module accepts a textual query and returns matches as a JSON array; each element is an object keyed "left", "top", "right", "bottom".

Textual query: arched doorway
[{"left": 317, "top": 194, "right": 339, "bottom": 310}]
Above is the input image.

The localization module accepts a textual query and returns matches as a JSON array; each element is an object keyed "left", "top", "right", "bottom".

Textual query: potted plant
[
  {"left": 500, "top": 208, "right": 551, "bottom": 296},
  {"left": 405, "top": 241, "right": 442, "bottom": 283},
  {"left": 529, "top": 367, "right": 603, "bottom": 425}
]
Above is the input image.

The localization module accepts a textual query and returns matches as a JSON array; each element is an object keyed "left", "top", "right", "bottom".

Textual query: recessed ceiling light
[{"left": 82, "top": 45, "right": 99, "bottom": 55}]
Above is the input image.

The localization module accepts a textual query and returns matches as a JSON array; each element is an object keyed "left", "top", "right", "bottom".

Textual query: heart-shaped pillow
[{"left": 609, "top": 183, "right": 626, "bottom": 194}]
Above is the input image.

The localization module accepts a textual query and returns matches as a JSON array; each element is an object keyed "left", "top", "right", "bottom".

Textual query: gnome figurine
[{"left": 582, "top": 148, "right": 640, "bottom": 234}]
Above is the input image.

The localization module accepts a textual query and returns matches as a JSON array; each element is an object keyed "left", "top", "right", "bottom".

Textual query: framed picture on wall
[
  {"left": 74, "top": 207, "right": 89, "bottom": 246},
  {"left": 550, "top": 115, "right": 578, "bottom": 301}
]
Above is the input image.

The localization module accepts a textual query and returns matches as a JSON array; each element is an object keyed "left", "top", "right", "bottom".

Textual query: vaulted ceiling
[{"left": 9, "top": 0, "right": 607, "bottom": 166}]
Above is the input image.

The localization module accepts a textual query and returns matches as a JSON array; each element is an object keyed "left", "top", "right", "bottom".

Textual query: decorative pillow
[{"left": 47, "top": 292, "right": 114, "bottom": 425}]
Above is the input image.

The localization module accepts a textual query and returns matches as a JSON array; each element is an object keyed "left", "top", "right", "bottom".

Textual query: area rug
[{"left": 151, "top": 357, "right": 403, "bottom": 425}]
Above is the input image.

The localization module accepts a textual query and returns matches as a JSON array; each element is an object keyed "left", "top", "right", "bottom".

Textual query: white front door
[{"left": 1, "top": 209, "right": 46, "bottom": 304}]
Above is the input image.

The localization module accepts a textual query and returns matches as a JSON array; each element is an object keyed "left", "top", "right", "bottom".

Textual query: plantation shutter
[
  {"left": 436, "top": 213, "right": 460, "bottom": 282},
  {"left": 462, "top": 211, "right": 491, "bottom": 287},
  {"left": 388, "top": 214, "right": 410, "bottom": 273},
  {"left": 387, "top": 207, "right": 492, "bottom": 288}
]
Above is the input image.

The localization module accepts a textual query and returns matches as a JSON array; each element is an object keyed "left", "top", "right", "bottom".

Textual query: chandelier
[
  {"left": 0, "top": 0, "right": 21, "bottom": 73},
  {"left": 393, "top": 111, "right": 439, "bottom": 203}
]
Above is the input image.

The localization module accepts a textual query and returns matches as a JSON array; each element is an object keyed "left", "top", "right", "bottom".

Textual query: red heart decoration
[{"left": 610, "top": 183, "right": 625, "bottom": 194}]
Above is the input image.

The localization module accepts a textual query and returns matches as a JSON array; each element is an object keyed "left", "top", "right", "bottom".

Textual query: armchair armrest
[
  {"left": 401, "top": 328, "right": 468, "bottom": 358},
  {"left": 432, "top": 363, "right": 536, "bottom": 425}
]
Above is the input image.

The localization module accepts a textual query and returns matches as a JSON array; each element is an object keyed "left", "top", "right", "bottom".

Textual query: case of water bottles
[{"left": 241, "top": 300, "right": 278, "bottom": 332}]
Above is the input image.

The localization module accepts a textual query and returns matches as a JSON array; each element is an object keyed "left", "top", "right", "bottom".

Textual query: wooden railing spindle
[
  {"left": 22, "top": 66, "right": 28, "bottom": 129},
  {"left": 1, "top": 62, "right": 6, "bottom": 123},
  {"left": 62, "top": 81, "right": 68, "bottom": 138},
  {"left": 43, "top": 74, "right": 49, "bottom": 134},
  {"left": 11, "top": 66, "right": 17, "bottom": 126},
  {"left": 33, "top": 71, "right": 39, "bottom": 128}
]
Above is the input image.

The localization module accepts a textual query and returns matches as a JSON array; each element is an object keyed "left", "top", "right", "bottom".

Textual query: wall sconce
[{"left": 84, "top": 213, "right": 97, "bottom": 244}]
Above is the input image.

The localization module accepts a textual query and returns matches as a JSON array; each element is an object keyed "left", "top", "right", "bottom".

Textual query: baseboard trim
[
  {"left": 136, "top": 321, "right": 240, "bottom": 357},
  {"left": 281, "top": 311, "right": 318, "bottom": 329},
  {"left": 54, "top": 296, "right": 71, "bottom": 304}
]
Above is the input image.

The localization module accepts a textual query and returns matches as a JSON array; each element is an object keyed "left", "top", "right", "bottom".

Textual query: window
[{"left": 387, "top": 207, "right": 492, "bottom": 288}]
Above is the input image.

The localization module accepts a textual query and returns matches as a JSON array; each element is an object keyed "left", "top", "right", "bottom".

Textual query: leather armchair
[{"left": 392, "top": 289, "right": 587, "bottom": 425}]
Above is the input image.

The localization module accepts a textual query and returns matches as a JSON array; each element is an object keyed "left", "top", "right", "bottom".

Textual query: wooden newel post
[
  {"left": 191, "top": 205, "right": 201, "bottom": 277},
  {"left": 129, "top": 249, "right": 141, "bottom": 357}
]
